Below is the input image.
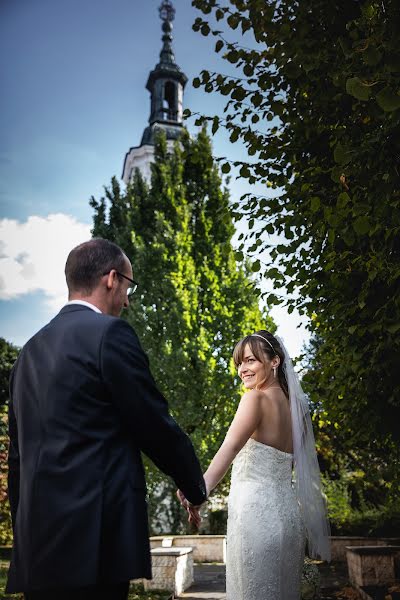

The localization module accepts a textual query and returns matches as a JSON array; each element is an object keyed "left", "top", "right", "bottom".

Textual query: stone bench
[
  {"left": 150, "top": 534, "right": 227, "bottom": 563},
  {"left": 144, "top": 547, "right": 194, "bottom": 596},
  {"left": 346, "top": 545, "right": 400, "bottom": 599},
  {"left": 331, "top": 536, "right": 400, "bottom": 562}
]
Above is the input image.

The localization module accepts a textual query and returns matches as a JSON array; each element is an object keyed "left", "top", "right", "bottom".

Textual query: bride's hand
[
  {"left": 176, "top": 489, "right": 187, "bottom": 507},
  {"left": 176, "top": 489, "right": 202, "bottom": 528},
  {"left": 188, "top": 505, "right": 201, "bottom": 529}
]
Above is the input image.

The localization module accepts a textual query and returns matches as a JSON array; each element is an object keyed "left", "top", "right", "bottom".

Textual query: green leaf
[
  {"left": 201, "top": 24, "right": 210, "bottom": 36},
  {"left": 227, "top": 14, "right": 240, "bottom": 30},
  {"left": 363, "top": 46, "right": 382, "bottom": 66},
  {"left": 240, "top": 165, "right": 251, "bottom": 178},
  {"left": 337, "top": 192, "right": 350, "bottom": 208},
  {"left": 212, "top": 117, "right": 219, "bottom": 135},
  {"left": 243, "top": 64, "right": 254, "bottom": 77},
  {"left": 376, "top": 87, "right": 400, "bottom": 112},
  {"left": 226, "top": 50, "right": 239, "bottom": 64},
  {"left": 346, "top": 77, "right": 371, "bottom": 101},
  {"left": 231, "top": 87, "right": 246, "bottom": 101},
  {"left": 252, "top": 259, "right": 261, "bottom": 272},
  {"left": 215, "top": 40, "right": 224, "bottom": 53},
  {"left": 251, "top": 92, "right": 263, "bottom": 107},
  {"left": 266, "top": 294, "right": 280, "bottom": 306},
  {"left": 387, "top": 322, "right": 400, "bottom": 334},
  {"left": 193, "top": 77, "right": 201, "bottom": 89},
  {"left": 235, "top": 250, "right": 244, "bottom": 261},
  {"left": 334, "top": 142, "right": 352, "bottom": 165},
  {"left": 310, "top": 196, "right": 321, "bottom": 212},
  {"left": 221, "top": 162, "right": 231, "bottom": 174},
  {"left": 353, "top": 216, "right": 370, "bottom": 235}
]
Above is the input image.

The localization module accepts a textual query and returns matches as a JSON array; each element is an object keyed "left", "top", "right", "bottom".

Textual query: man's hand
[{"left": 176, "top": 489, "right": 202, "bottom": 529}]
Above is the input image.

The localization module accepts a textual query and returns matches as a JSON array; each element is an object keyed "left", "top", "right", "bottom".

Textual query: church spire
[
  {"left": 122, "top": 1, "right": 187, "bottom": 184},
  {"left": 143, "top": 0, "right": 187, "bottom": 139},
  {"left": 159, "top": 0, "right": 176, "bottom": 65}
]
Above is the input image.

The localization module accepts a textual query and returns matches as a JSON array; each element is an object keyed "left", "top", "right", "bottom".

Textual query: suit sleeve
[
  {"left": 100, "top": 319, "right": 206, "bottom": 506},
  {"left": 7, "top": 364, "right": 20, "bottom": 529}
]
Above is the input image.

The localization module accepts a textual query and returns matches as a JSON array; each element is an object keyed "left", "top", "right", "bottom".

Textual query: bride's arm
[{"left": 204, "top": 389, "right": 263, "bottom": 494}]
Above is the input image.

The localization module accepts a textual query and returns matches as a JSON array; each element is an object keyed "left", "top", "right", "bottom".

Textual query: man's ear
[{"left": 106, "top": 270, "right": 116, "bottom": 291}]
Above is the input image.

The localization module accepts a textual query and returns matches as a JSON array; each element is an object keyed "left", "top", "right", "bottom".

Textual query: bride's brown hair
[{"left": 233, "top": 330, "right": 289, "bottom": 398}]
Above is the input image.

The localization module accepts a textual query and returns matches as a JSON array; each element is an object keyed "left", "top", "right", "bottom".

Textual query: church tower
[{"left": 122, "top": 0, "right": 187, "bottom": 184}]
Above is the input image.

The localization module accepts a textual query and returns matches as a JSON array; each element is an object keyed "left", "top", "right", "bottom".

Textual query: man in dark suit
[{"left": 7, "top": 238, "right": 206, "bottom": 600}]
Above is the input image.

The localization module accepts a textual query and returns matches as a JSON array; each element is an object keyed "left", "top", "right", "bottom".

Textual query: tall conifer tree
[{"left": 91, "top": 130, "right": 273, "bottom": 532}]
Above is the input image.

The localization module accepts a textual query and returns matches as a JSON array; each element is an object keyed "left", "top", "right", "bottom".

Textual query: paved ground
[
  {"left": 179, "top": 564, "right": 226, "bottom": 600},
  {"left": 179, "top": 560, "right": 350, "bottom": 599},
  {"left": 318, "top": 560, "right": 351, "bottom": 599}
]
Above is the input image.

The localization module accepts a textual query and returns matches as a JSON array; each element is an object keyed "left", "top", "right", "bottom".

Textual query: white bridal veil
[{"left": 275, "top": 335, "right": 331, "bottom": 561}]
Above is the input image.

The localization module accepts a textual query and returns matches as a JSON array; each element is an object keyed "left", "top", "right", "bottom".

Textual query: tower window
[{"left": 163, "top": 81, "right": 177, "bottom": 121}]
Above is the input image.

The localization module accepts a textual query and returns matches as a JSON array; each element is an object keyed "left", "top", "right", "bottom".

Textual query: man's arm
[
  {"left": 7, "top": 365, "right": 20, "bottom": 529},
  {"left": 101, "top": 319, "right": 206, "bottom": 506}
]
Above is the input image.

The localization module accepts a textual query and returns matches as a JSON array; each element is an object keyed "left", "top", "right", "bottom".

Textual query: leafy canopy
[{"left": 190, "top": 0, "right": 400, "bottom": 449}]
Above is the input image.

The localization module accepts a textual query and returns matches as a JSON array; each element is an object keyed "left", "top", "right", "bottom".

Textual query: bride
[{"left": 178, "top": 330, "right": 330, "bottom": 600}]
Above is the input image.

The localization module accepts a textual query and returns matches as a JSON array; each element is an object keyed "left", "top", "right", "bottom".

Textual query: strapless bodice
[{"left": 231, "top": 437, "right": 294, "bottom": 488}]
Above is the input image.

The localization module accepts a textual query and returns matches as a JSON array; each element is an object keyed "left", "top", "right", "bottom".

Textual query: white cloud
[{"left": 0, "top": 214, "right": 91, "bottom": 311}]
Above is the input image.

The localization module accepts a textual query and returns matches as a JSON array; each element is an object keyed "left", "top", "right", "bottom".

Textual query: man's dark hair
[{"left": 65, "top": 238, "right": 127, "bottom": 295}]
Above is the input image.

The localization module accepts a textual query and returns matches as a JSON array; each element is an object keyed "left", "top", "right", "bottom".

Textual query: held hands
[{"left": 176, "top": 489, "right": 202, "bottom": 529}]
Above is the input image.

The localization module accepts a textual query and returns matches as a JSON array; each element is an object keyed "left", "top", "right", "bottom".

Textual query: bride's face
[{"left": 237, "top": 343, "right": 268, "bottom": 389}]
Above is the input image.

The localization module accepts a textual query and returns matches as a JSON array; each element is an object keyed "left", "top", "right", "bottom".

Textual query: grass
[{"left": 0, "top": 562, "right": 170, "bottom": 600}]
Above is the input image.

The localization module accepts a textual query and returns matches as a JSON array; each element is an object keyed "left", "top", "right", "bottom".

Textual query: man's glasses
[
  {"left": 116, "top": 272, "right": 138, "bottom": 297},
  {"left": 103, "top": 270, "right": 138, "bottom": 297}
]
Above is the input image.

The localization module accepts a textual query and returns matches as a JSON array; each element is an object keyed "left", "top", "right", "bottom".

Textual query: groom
[{"left": 7, "top": 238, "right": 206, "bottom": 600}]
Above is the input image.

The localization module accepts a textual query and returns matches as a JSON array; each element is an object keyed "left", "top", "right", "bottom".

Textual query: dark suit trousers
[{"left": 24, "top": 581, "right": 130, "bottom": 600}]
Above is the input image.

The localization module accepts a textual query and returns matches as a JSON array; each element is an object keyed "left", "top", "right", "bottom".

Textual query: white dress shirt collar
[{"left": 65, "top": 300, "right": 102, "bottom": 314}]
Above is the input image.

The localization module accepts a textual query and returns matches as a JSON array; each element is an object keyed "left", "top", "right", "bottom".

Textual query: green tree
[
  {"left": 91, "top": 130, "right": 271, "bottom": 533},
  {"left": 190, "top": 0, "right": 400, "bottom": 451},
  {"left": 0, "top": 338, "right": 20, "bottom": 545},
  {"left": 302, "top": 334, "right": 400, "bottom": 533}
]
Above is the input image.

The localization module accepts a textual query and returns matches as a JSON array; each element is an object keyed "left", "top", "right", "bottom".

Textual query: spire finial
[
  {"left": 159, "top": 0, "right": 175, "bottom": 23},
  {"left": 158, "top": 0, "right": 176, "bottom": 64}
]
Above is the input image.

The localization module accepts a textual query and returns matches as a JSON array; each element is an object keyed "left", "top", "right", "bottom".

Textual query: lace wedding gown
[{"left": 226, "top": 437, "right": 305, "bottom": 600}]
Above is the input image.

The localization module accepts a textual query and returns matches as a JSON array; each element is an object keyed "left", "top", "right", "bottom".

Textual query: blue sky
[{"left": 0, "top": 0, "right": 309, "bottom": 356}]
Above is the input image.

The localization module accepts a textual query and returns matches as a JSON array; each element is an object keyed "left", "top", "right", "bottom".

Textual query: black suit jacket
[{"left": 7, "top": 305, "right": 206, "bottom": 593}]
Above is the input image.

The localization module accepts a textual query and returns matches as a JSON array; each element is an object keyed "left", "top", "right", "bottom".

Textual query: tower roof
[
  {"left": 146, "top": 0, "right": 188, "bottom": 91},
  {"left": 122, "top": 1, "right": 187, "bottom": 181}
]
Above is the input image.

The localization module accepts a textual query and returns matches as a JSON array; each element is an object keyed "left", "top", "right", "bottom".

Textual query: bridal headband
[{"left": 251, "top": 333, "right": 276, "bottom": 354}]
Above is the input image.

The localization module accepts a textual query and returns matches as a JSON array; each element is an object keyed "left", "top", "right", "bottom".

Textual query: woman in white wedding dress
[{"left": 179, "top": 330, "right": 330, "bottom": 600}]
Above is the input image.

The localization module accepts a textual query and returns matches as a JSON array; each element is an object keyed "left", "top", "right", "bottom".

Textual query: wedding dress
[{"left": 226, "top": 437, "right": 305, "bottom": 600}]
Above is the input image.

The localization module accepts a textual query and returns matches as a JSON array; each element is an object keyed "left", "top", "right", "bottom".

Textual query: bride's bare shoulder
[
  {"left": 240, "top": 389, "right": 266, "bottom": 403},
  {"left": 258, "top": 387, "right": 287, "bottom": 404}
]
